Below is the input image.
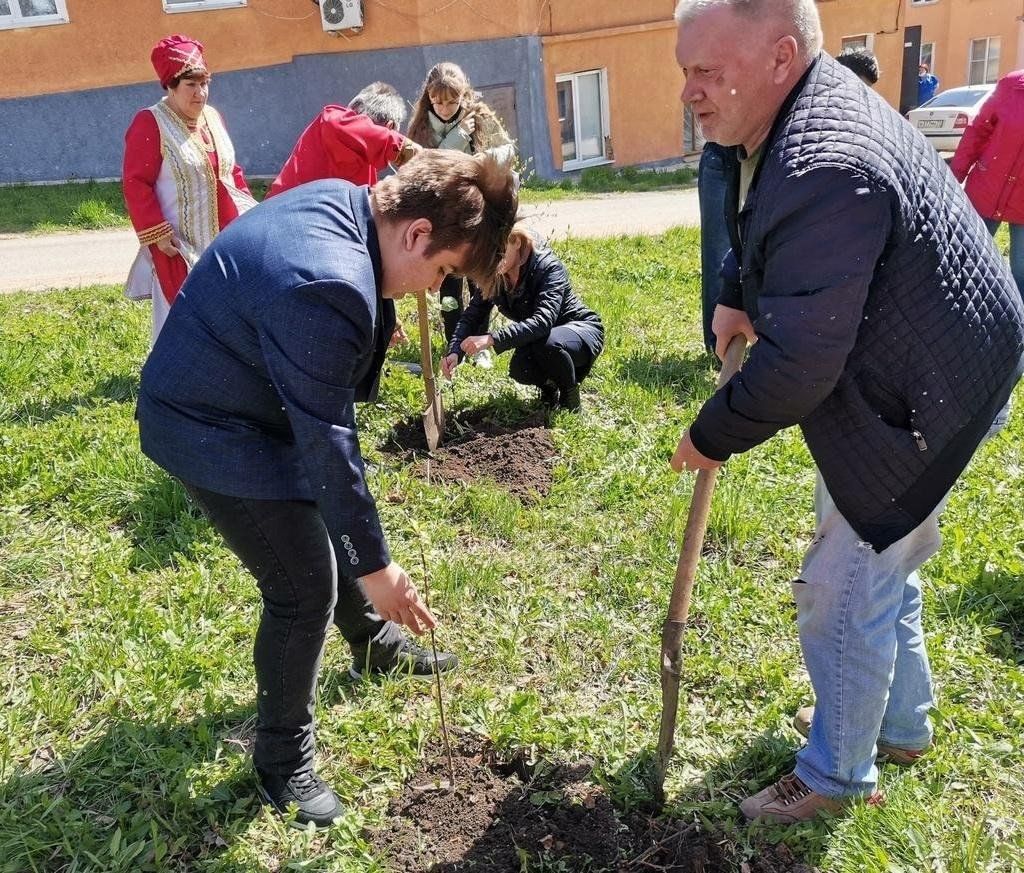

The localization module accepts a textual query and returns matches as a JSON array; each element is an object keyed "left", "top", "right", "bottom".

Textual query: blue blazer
[{"left": 138, "top": 180, "right": 397, "bottom": 574}]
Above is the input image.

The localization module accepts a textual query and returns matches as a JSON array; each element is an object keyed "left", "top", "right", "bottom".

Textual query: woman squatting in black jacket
[{"left": 441, "top": 227, "right": 604, "bottom": 410}]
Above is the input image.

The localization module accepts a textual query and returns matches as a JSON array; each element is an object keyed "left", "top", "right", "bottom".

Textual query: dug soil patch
[
  {"left": 382, "top": 408, "right": 555, "bottom": 500},
  {"left": 373, "top": 731, "right": 814, "bottom": 872}
]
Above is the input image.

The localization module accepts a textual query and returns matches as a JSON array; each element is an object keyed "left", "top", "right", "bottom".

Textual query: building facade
[
  {"left": 0, "top": 0, "right": 686, "bottom": 185},
  {"left": 4, "top": 1, "right": 1018, "bottom": 186},
  {"left": 817, "top": 0, "right": 1023, "bottom": 111}
]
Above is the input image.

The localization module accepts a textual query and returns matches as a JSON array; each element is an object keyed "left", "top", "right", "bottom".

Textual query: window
[
  {"left": 920, "top": 42, "right": 934, "bottom": 70},
  {"left": 163, "top": 0, "right": 246, "bottom": 12},
  {"left": 555, "top": 70, "right": 611, "bottom": 170},
  {"left": 0, "top": 0, "right": 69, "bottom": 30},
  {"left": 841, "top": 33, "right": 875, "bottom": 53},
  {"left": 968, "top": 37, "right": 1000, "bottom": 85},
  {"left": 682, "top": 105, "right": 705, "bottom": 155}
]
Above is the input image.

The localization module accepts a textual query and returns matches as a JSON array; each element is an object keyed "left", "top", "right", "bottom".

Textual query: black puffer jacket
[
  {"left": 689, "top": 54, "right": 1024, "bottom": 551},
  {"left": 448, "top": 243, "right": 603, "bottom": 358}
]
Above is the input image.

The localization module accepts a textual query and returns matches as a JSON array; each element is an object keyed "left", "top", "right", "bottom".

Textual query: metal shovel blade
[{"left": 417, "top": 291, "right": 446, "bottom": 451}]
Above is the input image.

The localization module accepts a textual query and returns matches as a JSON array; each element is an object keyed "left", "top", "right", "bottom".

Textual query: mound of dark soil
[
  {"left": 382, "top": 408, "right": 556, "bottom": 500},
  {"left": 372, "top": 732, "right": 814, "bottom": 872}
]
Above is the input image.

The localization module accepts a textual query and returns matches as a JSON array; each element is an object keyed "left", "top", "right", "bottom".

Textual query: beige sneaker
[
  {"left": 792, "top": 706, "right": 930, "bottom": 767},
  {"left": 739, "top": 771, "right": 882, "bottom": 823}
]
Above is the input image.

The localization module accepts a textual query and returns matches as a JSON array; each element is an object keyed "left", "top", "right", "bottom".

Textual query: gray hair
[
  {"left": 674, "top": 0, "right": 823, "bottom": 57},
  {"left": 349, "top": 81, "right": 407, "bottom": 128}
]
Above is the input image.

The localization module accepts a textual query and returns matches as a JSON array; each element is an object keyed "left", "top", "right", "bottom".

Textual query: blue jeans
[
  {"left": 792, "top": 405, "right": 1009, "bottom": 798},
  {"left": 983, "top": 218, "right": 1024, "bottom": 298},
  {"left": 697, "top": 147, "right": 730, "bottom": 352}
]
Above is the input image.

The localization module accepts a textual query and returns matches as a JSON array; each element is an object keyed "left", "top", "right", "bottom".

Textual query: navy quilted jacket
[{"left": 689, "top": 54, "right": 1024, "bottom": 551}]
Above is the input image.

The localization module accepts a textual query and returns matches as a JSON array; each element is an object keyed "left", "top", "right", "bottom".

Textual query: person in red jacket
[
  {"left": 123, "top": 34, "right": 256, "bottom": 343},
  {"left": 951, "top": 69, "right": 1024, "bottom": 295},
  {"left": 267, "top": 82, "right": 421, "bottom": 197}
]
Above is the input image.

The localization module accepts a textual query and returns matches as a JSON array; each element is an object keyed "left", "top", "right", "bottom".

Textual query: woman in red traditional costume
[{"left": 123, "top": 35, "right": 256, "bottom": 342}]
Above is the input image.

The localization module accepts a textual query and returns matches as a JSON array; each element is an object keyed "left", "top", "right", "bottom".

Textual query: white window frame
[
  {"left": 0, "top": 0, "right": 69, "bottom": 30},
  {"left": 840, "top": 33, "right": 875, "bottom": 53},
  {"left": 920, "top": 42, "right": 935, "bottom": 70},
  {"left": 967, "top": 36, "right": 1001, "bottom": 85},
  {"left": 163, "top": 0, "right": 246, "bottom": 13},
  {"left": 555, "top": 69, "right": 613, "bottom": 172}
]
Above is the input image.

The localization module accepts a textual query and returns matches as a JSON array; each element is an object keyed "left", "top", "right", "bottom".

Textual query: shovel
[
  {"left": 416, "top": 290, "right": 446, "bottom": 451},
  {"left": 651, "top": 334, "right": 747, "bottom": 802}
]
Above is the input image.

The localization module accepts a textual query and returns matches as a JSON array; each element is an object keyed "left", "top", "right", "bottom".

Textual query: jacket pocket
[{"left": 855, "top": 368, "right": 912, "bottom": 431}]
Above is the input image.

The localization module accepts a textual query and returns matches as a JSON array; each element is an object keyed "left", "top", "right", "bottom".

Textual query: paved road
[{"left": 0, "top": 188, "right": 700, "bottom": 293}]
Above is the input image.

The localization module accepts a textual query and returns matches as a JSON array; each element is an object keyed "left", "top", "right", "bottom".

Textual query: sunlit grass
[{"left": 0, "top": 229, "right": 1021, "bottom": 871}]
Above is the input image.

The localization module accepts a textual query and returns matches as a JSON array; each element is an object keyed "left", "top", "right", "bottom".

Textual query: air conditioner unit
[{"left": 319, "top": 0, "right": 363, "bottom": 32}]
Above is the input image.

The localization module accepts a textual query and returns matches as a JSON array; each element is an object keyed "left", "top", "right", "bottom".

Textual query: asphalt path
[{"left": 0, "top": 188, "right": 700, "bottom": 293}]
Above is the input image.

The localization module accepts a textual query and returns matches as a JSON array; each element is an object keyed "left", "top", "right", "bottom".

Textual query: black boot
[
  {"left": 539, "top": 380, "right": 560, "bottom": 407},
  {"left": 349, "top": 635, "right": 459, "bottom": 680},
  {"left": 558, "top": 383, "right": 581, "bottom": 411},
  {"left": 255, "top": 766, "right": 343, "bottom": 829}
]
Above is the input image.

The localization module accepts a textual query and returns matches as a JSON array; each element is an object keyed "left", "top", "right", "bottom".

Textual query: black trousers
[
  {"left": 183, "top": 483, "right": 405, "bottom": 774},
  {"left": 508, "top": 323, "right": 602, "bottom": 391}
]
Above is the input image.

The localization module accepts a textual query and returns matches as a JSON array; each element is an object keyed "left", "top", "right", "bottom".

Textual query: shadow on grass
[
  {"left": 122, "top": 474, "right": 211, "bottom": 571},
  {"left": 602, "top": 734, "right": 829, "bottom": 871},
  {"left": 615, "top": 350, "right": 717, "bottom": 404},
  {"left": 936, "top": 567, "right": 1024, "bottom": 664},
  {"left": 375, "top": 727, "right": 827, "bottom": 872},
  {"left": 2, "top": 373, "right": 138, "bottom": 425},
  {"left": 0, "top": 707, "right": 258, "bottom": 871}
]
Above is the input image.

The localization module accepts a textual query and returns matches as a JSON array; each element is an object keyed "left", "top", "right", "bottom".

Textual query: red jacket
[
  {"left": 950, "top": 70, "right": 1024, "bottom": 224},
  {"left": 267, "top": 105, "right": 403, "bottom": 197}
]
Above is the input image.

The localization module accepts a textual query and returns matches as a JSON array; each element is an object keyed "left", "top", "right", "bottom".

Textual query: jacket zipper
[{"left": 912, "top": 430, "right": 928, "bottom": 452}]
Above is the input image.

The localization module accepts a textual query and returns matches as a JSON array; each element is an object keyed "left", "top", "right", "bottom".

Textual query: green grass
[
  {"left": 0, "top": 168, "right": 694, "bottom": 234},
  {"left": 1, "top": 230, "right": 1022, "bottom": 871}
]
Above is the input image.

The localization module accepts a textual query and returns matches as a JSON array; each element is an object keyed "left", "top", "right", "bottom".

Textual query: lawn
[
  {"left": 0, "top": 229, "right": 1021, "bottom": 872},
  {"left": 0, "top": 166, "right": 696, "bottom": 235}
]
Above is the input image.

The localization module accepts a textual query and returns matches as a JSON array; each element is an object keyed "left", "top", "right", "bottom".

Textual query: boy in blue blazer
[{"left": 138, "top": 151, "right": 518, "bottom": 827}]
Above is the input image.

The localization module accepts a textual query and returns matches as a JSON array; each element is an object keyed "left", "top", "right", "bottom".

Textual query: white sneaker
[{"left": 471, "top": 349, "right": 493, "bottom": 369}]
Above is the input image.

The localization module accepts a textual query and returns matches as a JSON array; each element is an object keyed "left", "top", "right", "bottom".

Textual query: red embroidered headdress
[{"left": 151, "top": 34, "right": 208, "bottom": 89}]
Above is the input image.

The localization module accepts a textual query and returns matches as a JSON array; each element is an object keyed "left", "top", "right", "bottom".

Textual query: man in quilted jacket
[{"left": 671, "top": 0, "right": 1024, "bottom": 824}]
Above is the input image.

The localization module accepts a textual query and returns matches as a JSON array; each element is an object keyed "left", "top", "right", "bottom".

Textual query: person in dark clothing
[
  {"left": 697, "top": 142, "right": 729, "bottom": 353},
  {"left": 673, "top": 0, "right": 1023, "bottom": 825},
  {"left": 137, "top": 151, "right": 518, "bottom": 829},
  {"left": 836, "top": 46, "right": 879, "bottom": 86},
  {"left": 440, "top": 227, "right": 603, "bottom": 410}
]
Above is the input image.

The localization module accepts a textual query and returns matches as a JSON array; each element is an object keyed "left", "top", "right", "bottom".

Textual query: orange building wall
[
  {"left": 541, "top": 21, "right": 683, "bottom": 171},
  {"left": 0, "top": 0, "right": 543, "bottom": 99},
  {"left": 816, "top": 0, "right": 907, "bottom": 108},
  {"left": 908, "top": 0, "right": 1023, "bottom": 90},
  {"left": 546, "top": 0, "right": 677, "bottom": 35},
  {"left": 817, "top": 0, "right": 1024, "bottom": 112}
]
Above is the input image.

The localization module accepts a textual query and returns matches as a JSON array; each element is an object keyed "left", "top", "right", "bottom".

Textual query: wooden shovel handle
[
  {"left": 665, "top": 334, "right": 747, "bottom": 624},
  {"left": 416, "top": 291, "right": 438, "bottom": 398}
]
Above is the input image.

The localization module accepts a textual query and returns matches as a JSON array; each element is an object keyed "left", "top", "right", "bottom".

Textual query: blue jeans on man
[
  {"left": 793, "top": 404, "right": 1009, "bottom": 797},
  {"left": 698, "top": 145, "right": 731, "bottom": 352}
]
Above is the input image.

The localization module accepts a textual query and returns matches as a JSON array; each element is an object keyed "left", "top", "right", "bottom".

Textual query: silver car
[{"left": 908, "top": 84, "right": 996, "bottom": 155}]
